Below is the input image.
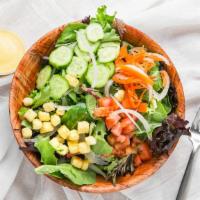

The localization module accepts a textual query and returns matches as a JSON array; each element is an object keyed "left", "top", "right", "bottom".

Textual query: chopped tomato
[
  {"left": 121, "top": 117, "right": 132, "bottom": 128},
  {"left": 125, "top": 146, "right": 134, "bottom": 155},
  {"left": 93, "top": 107, "right": 111, "bottom": 117},
  {"left": 107, "top": 135, "right": 116, "bottom": 146},
  {"left": 111, "top": 123, "right": 122, "bottom": 136},
  {"left": 98, "top": 97, "right": 113, "bottom": 107},
  {"left": 114, "top": 137, "right": 130, "bottom": 149},
  {"left": 105, "top": 114, "right": 121, "bottom": 130},
  {"left": 134, "top": 155, "right": 142, "bottom": 167},
  {"left": 116, "top": 135, "right": 126, "bottom": 143},
  {"left": 122, "top": 124, "right": 135, "bottom": 135},
  {"left": 98, "top": 97, "right": 119, "bottom": 110},
  {"left": 138, "top": 143, "right": 152, "bottom": 161}
]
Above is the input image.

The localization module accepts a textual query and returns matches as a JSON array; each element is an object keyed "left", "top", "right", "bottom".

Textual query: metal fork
[
  {"left": 177, "top": 107, "right": 200, "bottom": 199},
  {"left": 190, "top": 108, "right": 200, "bottom": 150}
]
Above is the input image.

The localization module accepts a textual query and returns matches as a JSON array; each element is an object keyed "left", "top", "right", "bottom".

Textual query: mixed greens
[{"left": 18, "top": 6, "right": 190, "bottom": 186}]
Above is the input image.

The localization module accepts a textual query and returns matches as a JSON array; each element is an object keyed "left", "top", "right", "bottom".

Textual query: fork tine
[{"left": 191, "top": 107, "right": 200, "bottom": 131}]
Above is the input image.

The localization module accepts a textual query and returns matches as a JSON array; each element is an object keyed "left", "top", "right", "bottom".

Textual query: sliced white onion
[
  {"left": 125, "top": 64, "right": 148, "bottom": 77},
  {"left": 104, "top": 80, "right": 113, "bottom": 97},
  {"left": 147, "top": 53, "right": 170, "bottom": 65},
  {"left": 152, "top": 70, "right": 170, "bottom": 101},
  {"left": 143, "top": 57, "right": 154, "bottom": 64},
  {"left": 111, "top": 96, "right": 151, "bottom": 132}
]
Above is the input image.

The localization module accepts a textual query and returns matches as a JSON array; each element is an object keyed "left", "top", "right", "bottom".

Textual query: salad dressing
[{"left": 0, "top": 30, "right": 25, "bottom": 75}]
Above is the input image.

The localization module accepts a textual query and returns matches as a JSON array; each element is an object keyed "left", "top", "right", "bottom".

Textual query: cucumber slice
[
  {"left": 86, "top": 23, "right": 104, "bottom": 42},
  {"left": 49, "top": 46, "right": 73, "bottom": 69},
  {"left": 74, "top": 46, "right": 91, "bottom": 62},
  {"left": 86, "top": 63, "right": 110, "bottom": 88},
  {"left": 98, "top": 47, "right": 120, "bottom": 63},
  {"left": 36, "top": 65, "right": 52, "bottom": 89},
  {"left": 66, "top": 56, "right": 88, "bottom": 78},
  {"left": 105, "top": 62, "right": 115, "bottom": 78},
  {"left": 49, "top": 75, "right": 69, "bottom": 99},
  {"left": 77, "top": 29, "right": 100, "bottom": 53},
  {"left": 100, "top": 42, "right": 120, "bottom": 48}
]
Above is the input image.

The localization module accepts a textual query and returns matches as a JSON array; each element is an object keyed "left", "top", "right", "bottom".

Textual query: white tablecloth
[{"left": 1, "top": 0, "right": 200, "bottom": 199}]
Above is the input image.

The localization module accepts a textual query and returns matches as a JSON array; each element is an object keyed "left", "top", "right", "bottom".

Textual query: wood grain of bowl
[{"left": 9, "top": 21, "right": 185, "bottom": 193}]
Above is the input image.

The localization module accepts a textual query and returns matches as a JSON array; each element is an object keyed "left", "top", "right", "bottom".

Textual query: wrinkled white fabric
[{"left": 0, "top": 0, "right": 199, "bottom": 199}]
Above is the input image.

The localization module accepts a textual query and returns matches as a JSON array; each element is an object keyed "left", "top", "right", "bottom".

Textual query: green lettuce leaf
[
  {"left": 34, "top": 137, "right": 57, "bottom": 165},
  {"left": 35, "top": 164, "right": 96, "bottom": 185},
  {"left": 101, "top": 29, "right": 120, "bottom": 42},
  {"left": 61, "top": 103, "right": 90, "bottom": 129},
  {"left": 92, "top": 5, "right": 116, "bottom": 28},
  {"left": 85, "top": 94, "right": 97, "bottom": 119},
  {"left": 21, "top": 119, "right": 32, "bottom": 128},
  {"left": 32, "top": 86, "right": 51, "bottom": 108},
  {"left": 136, "top": 97, "right": 172, "bottom": 139},
  {"left": 56, "top": 23, "right": 87, "bottom": 45},
  {"left": 149, "top": 63, "right": 163, "bottom": 92},
  {"left": 92, "top": 121, "right": 112, "bottom": 155},
  {"left": 18, "top": 107, "right": 28, "bottom": 119}
]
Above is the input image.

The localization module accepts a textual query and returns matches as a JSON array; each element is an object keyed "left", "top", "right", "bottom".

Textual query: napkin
[{"left": 1, "top": 0, "right": 200, "bottom": 199}]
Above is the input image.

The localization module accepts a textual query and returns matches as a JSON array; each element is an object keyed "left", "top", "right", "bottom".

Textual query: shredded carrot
[
  {"left": 113, "top": 46, "right": 169, "bottom": 114},
  {"left": 137, "top": 103, "right": 148, "bottom": 113}
]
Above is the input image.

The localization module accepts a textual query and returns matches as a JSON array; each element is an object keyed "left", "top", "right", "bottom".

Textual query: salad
[{"left": 18, "top": 6, "right": 190, "bottom": 186}]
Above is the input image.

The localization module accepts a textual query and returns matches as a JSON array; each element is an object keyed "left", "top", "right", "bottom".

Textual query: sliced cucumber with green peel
[
  {"left": 97, "top": 45, "right": 120, "bottom": 63},
  {"left": 36, "top": 65, "right": 52, "bottom": 89},
  {"left": 105, "top": 62, "right": 115, "bottom": 78},
  {"left": 49, "top": 46, "right": 73, "bottom": 68},
  {"left": 86, "top": 23, "right": 104, "bottom": 42},
  {"left": 86, "top": 64, "right": 110, "bottom": 88},
  {"left": 66, "top": 56, "right": 88, "bottom": 78},
  {"left": 74, "top": 46, "right": 91, "bottom": 62},
  {"left": 77, "top": 29, "right": 100, "bottom": 53},
  {"left": 49, "top": 75, "right": 69, "bottom": 99}
]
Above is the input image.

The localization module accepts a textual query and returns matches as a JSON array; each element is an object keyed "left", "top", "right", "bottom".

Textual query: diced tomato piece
[
  {"left": 112, "top": 148, "right": 125, "bottom": 157},
  {"left": 134, "top": 155, "right": 142, "bottom": 167},
  {"left": 111, "top": 123, "right": 122, "bottom": 136},
  {"left": 121, "top": 117, "right": 132, "bottom": 128},
  {"left": 107, "top": 135, "right": 116, "bottom": 146},
  {"left": 93, "top": 107, "right": 111, "bottom": 117},
  {"left": 116, "top": 135, "right": 126, "bottom": 143},
  {"left": 98, "top": 97, "right": 113, "bottom": 107},
  {"left": 120, "top": 117, "right": 136, "bottom": 134},
  {"left": 98, "top": 97, "right": 119, "bottom": 110},
  {"left": 122, "top": 124, "right": 135, "bottom": 134},
  {"left": 105, "top": 114, "right": 121, "bottom": 130},
  {"left": 125, "top": 146, "right": 134, "bottom": 155},
  {"left": 138, "top": 143, "right": 152, "bottom": 161},
  {"left": 114, "top": 137, "right": 130, "bottom": 149}
]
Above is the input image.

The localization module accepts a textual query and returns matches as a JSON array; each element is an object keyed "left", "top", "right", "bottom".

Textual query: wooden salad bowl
[{"left": 9, "top": 21, "right": 185, "bottom": 193}]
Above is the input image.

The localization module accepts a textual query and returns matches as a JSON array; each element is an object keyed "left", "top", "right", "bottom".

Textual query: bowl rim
[{"left": 9, "top": 21, "right": 185, "bottom": 193}]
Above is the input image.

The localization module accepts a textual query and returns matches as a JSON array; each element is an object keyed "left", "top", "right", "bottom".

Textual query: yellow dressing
[{"left": 0, "top": 30, "right": 25, "bottom": 75}]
